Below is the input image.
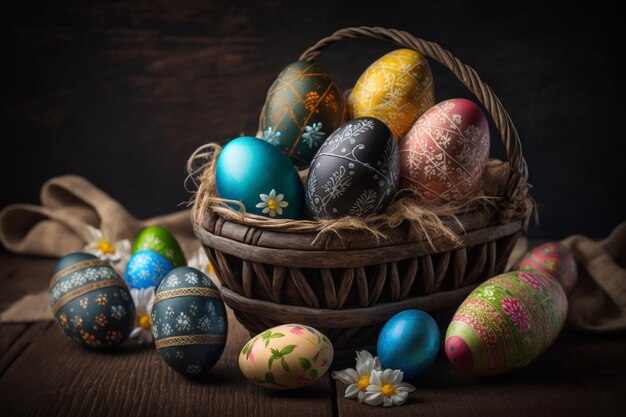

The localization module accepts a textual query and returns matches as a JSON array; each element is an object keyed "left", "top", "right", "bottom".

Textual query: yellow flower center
[
  {"left": 358, "top": 375, "right": 370, "bottom": 391},
  {"left": 97, "top": 240, "right": 116, "bottom": 255},
  {"left": 381, "top": 383, "right": 398, "bottom": 397},
  {"left": 208, "top": 261, "right": 215, "bottom": 274},
  {"left": 267, "top": 199, "right": 278, "bottom": 210},
  {"left": 138, "top": 315, "right": 151, "bottom": 330}
]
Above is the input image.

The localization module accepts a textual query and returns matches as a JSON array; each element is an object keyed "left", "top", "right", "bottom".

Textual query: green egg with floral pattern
[
  {"left": 132, "top": 226, "right": 186, "bottom": 267},
  {"left": 49, "top": 252, "right": 135, "bottom": 350},
  {"left": 260, "top": 60, "right": 348, "bottom": 167},
  {"left": 151, "top": 266, "right": 227, "bottom": 377}
]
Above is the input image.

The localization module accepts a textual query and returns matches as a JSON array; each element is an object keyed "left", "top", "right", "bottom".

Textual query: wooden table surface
[{"left": 0, "top": 251, "right": 625, "bottom": 417}]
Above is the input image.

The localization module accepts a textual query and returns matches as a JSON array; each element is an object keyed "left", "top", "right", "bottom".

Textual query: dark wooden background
[{"left": 2, "top": 0, "right": 625, "bottom": 239}]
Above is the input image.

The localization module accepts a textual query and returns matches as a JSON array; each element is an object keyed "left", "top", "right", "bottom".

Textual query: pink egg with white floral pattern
[
  {"left": 399, "top": 98, "right": 490, "bottom": 203},
  {"left": 445, "top": 271, "right": 567, "bottom": 376}
]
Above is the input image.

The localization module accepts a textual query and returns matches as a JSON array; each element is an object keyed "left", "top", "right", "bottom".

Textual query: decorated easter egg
[
  {"left": 377, "top": 310, "right": 440, "bottom": 379},
  {"left": 445, "top": 271, "right": 568, "bottom": 376},
  {"left": 216, "top": 136, "right": 305, "bottom": 219},
  {"left": 239, "top": 324, "right": 333, "bottom": 389},
  {"left": 306, "top": 117, "right": 400, "bottom": 219},
  {"left": 399, "top": 98, "right": 490, "bottom": 203},
  {"left": 125, "top": 250, "right": 173, "bottom": 289},
  {"left": 349, "top": 49, "right": 435, "bottom": 141},
  {"left": 151, "top": 266, "right": 227, "bottom": 377},
  {"left": 517, "top": 242, "right": 577, "bottom": 294},
  {"left": 49, "top": 252, "right": 135, "bottom": 349},
  {"left": 261, "top": 60, "right": 348, "bottom": 166},
  {"left": 132, "top": 226, "right": 186, "bottom": 267}
]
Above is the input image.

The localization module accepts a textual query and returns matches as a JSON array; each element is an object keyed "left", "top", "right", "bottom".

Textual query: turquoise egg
[
  {"left": 50, "top": 252, "right": 135, "bottom": 350},
  {"left": 377, "top": 309, "right": 440, "bottom": 379},
  {"left": 260, "top": 60, "right": 348, "bottom": 167},
  {"left": 216, "top": 136, "right": 304, "bottom": 219},
  {"left": 125, "top": 249, "right": 173, "bottom": 289},
  {"left": 151, "top": 266, "right": 228, "bottom": 377}
]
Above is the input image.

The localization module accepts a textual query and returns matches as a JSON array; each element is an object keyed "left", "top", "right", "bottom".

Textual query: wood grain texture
[
  {"left": 0, "top": 324, "right": 28, "bottom": 359},
  {"left": 0, "top": 307, "right": 334, "bottom": 417},
  {"left": 334, "top": 334, "right": 626, "bottom": 417}
]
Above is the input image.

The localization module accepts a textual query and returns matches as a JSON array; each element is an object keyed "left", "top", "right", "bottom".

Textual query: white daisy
[
  {"left": 83, "top": 225, "right": 131, "bottom": 275},
  {"left": 331, "top": 350, "right": 382, "bottom": 401},
  {"left": 362, "top": 369, "right": 416, "bottom": 407},
  {"left": 255, "top": 189, "right": 289, "bottom": 217},
  {"left": 129, "top": 287, "right": 155, "bottom": 344}
]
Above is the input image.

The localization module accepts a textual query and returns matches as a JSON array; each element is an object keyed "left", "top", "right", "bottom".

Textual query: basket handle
[{"left": 299, "top": 26, "right": 529, "bottom": 221}]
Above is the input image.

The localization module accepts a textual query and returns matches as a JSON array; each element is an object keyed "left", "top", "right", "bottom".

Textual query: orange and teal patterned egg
[
  {"left": 445, "top": 271, "right": 567, "bottom": 376},
  {"left": 349, "top": 49, "right": 435, "bottom": 141},
  {"left": 517, "top": 242, "right": 577, "bottom": 294},
  {"left": 132, "top": 226, "right": 186, "bottom": 267},
  {"left": 239, "top": 324, "right": 333, "bottom": 389},
  {"left": 49, "top": 252, "right": 135, "bottom": 350},
  {"left": 260, "top": 60, "right": 348, "bottom": 167},
  {"left": 215, "top": 136, "right": 305, "bottom": 219},
  {"left": 151, "top": 266, "right": 227, "bottom": 377}
]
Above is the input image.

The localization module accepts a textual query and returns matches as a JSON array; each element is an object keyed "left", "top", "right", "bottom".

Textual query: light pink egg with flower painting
[{"left": 399, "top": 98, "right": 490, "bottom": 203}]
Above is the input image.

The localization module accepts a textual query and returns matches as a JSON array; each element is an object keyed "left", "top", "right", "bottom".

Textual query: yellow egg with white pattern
[{"left": 348, "top": 49, "right": 435, "bottom": 141}]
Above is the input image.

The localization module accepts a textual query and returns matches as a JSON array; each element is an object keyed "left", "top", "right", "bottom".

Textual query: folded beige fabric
[
  {"left": 562, "top": 222, "right": 626, "bottom": 333},
  {"left": 0, "top": 175, "right": 196, "bottom": 257}
]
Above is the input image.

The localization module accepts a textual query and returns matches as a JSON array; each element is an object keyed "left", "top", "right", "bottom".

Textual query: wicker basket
[{"left": 193, "top": 27, "right": 531, "bottom": 360}]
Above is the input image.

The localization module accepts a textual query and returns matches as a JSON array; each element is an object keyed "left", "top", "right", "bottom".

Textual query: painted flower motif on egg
[
  {"left": 306, "top": 117, "right": 400, "bottom": 219},
  {"left": 125, "top": 250, "right": 173, "bottom": 289},
  {"left": 261, "top": 60, "right": 348, "bottom": 167},
  {"left": 399, "top": 98, "right": 490, "bottom": 203},
  {"left": 445, "top": 271, "right": 567, "bottom": 376},
  {"left": 49, "top": 252, "right": 135, "bottom": 349},
  {"left": 151, "top": 266, "right": 227, "bottom": 377},
  {"left": 349, "top": 49, "right": 435, "bottom": 141},
  {"left": 239, "top": 324, "right": 333, "bottom": 389}
]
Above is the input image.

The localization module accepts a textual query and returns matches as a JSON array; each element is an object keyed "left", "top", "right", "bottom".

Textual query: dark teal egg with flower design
[
  {"left": 260, "top": 60, "right": 348, "bottom": 167},
  {"left": 151, "top": 266, "right": 228, "bottom": 377},
  {"left": 49, "top": 252, "right": 135, "bottom": 349},
  {"left": 215, "top": 136, "right": 304, "bottom": 219},
  {"left": 125, "top": 249, "right": 174, "bottom": 289}
]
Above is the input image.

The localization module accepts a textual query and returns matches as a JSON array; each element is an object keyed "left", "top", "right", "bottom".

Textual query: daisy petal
[
  {"left": 278, "top": 200, "right": 289, "bottom": 208},
  {"left": 275, "top": 207, "right": 283, "bottom": 215},
  {"left": 396, "top": 382, "right": 416, "bottom": 393},
  {"left": 383, "top": 396, "right": 393, "bottom": 407},
  {"left": 275, "top": 193, "right": 284, "bottom": 202},
  {"left": 256, "top": 202, "right": 267, "bottom": 208},
  {"left": 392, "top": 392, "right": 408, "bottom": 406},
  {"left": 269, "top": 189, "right": 276, "bottom": 199},
  {"left": 362, "top": 392, "right": 383, "bottom": 406},
  {"left": 344, "top": 383, "right": 360, "bottom": 399},
  {"left": 260, "top": 194, "right": 270, "bottom": 202},
  {"left": 369, "top": 369, "right": 382, "bottom": 386},
  {"left": 129, "top": 327, "right": 142, "bottom": 339},
  {"left": 331, "top": 368, "right": 359, "bottom": 385},
  {"left": 262, "top": 207, "right": 270, "bottom": 214}
]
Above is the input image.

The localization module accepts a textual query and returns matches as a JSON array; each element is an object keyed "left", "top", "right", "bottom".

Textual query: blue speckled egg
[
  {"left": 151, "top": 266, "right": 228, "bottom": 377},
  {"left": 125, "top": 249, "right": 173, "bottom": 289},
  {"left": 49, "top": 252, "right": 135, "bottom": 349},
  {"left": 377, "top": 309, "right": 440, "bottom": 379},
  {"left": 215, "top": 136, "right": 305, "bottom": 219}
]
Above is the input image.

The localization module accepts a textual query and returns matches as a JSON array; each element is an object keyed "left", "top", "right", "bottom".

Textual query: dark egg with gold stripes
[
  {"left": 151, "top": 266, "right": 228, "bottom": 377},
  {"left": 49, "top": 252, "right": 135, "bottom": 349},
  {"left": 260, "top": 60, "right": 348, "bottom": 167}
]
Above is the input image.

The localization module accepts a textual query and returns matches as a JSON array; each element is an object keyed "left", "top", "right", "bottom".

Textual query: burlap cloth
[{"left": 0, "top": 175, "right": 624, "bottom": 334}]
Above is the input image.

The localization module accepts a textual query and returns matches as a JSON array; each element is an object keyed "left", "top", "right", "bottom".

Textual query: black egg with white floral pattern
[
  {"left": 151, "top": 266, "right": 228, "bottom": 377},
  {"left": 306, "top": 117, "right": 400, "bottom": 219},
  {"left": 49, "top": 252, "right": 135, "bottom": 350}
]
